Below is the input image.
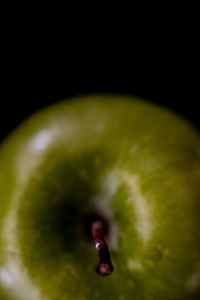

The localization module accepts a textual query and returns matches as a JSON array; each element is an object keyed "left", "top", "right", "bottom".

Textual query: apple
[{"left": 0, "top": 95, "right": 200, "bottom": 300}]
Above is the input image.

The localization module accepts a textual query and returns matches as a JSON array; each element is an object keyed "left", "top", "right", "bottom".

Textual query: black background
[
  {"left": 1, "top": 5, "right": 199, "bottom": 142},
  {"left": 1, "top": 46, "right": 199, "bottom": 142}
]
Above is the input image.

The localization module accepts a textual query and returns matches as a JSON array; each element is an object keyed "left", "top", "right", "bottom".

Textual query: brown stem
[{"left": 91, "top": 221, "right": 114, "bottom": 277}]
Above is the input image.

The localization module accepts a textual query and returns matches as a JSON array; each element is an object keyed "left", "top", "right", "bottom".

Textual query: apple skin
[{"left": 0, "top": 95, "right": 200, "bottom": 300}]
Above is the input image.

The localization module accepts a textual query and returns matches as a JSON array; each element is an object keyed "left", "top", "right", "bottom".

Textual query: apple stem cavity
[{"left": 91, "top": 221, "right": 114, "bottom": 277}]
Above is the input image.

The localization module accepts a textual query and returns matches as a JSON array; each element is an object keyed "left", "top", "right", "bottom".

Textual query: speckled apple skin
[{"left": 0, "top": 95, "right": 200, "bottom": 300}]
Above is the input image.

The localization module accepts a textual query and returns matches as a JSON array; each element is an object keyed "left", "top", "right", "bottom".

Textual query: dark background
[
  {"left": 1, "top": 6, "right": 199, "bottom": 142},
  {"left": 1, "top": 53, "right": 199, "bottom": 142}
]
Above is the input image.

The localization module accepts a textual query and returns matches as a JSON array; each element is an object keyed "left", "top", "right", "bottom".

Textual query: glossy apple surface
[{"left": 0, "top": 95, "right": 200, "bottom": 300}]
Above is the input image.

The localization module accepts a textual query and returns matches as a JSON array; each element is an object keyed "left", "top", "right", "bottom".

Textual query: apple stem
[{"left": 91, "top": 221, "right": 114, "bottom": 277}]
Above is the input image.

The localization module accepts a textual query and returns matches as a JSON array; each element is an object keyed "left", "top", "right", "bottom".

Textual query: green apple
[{"left": 0, "top": 95, "right": 200, "bottom": 300}]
